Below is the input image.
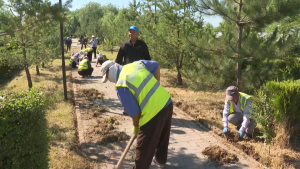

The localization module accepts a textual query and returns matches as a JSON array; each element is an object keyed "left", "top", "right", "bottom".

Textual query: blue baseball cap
[{"left": 129, "top": 25, "right": 139, "bottom": 33}]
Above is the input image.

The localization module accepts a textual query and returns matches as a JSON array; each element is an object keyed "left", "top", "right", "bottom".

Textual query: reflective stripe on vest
[
  {"left": 228, "top": 92, "right": 251, "bottom": 114},
  {"left": 116, "top": 61, "right": 171, "bottom": 127},
  {"left": 69, "top": 56, "right": 75, "bottom": 65},
  {"left": 78, "top": 59, "right": 88, "bottom": 70}
]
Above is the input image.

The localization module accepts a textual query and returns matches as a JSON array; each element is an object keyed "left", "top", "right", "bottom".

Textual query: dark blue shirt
[
  {"left": 65, "top": 38, "right": 72, "bottom": 45},
  {"left": 116, "top": 60, "right": 172, "bottom": 118}
]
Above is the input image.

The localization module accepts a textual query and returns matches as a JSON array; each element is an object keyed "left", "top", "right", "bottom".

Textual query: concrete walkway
[{"left": 70, "top": 40, "right": 262, "bottom": 169}]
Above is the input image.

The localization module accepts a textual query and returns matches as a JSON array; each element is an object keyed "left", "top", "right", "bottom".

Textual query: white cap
[
  {"left": 100, "top": 60, "right": 115, "bottom": 83},
  {"left": 83, "top": 52, "right": 87, "bottom": 55},
  {"left": 92, "top": 35, "right": 95, "bottom": 37}
]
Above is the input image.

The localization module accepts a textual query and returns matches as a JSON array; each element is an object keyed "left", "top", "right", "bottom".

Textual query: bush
[
  {"left": 252, "top": 80, "right": 300, "bottom": 148},
  {"left": 0, "top": 89, "right": 48, "bottom": 169}
]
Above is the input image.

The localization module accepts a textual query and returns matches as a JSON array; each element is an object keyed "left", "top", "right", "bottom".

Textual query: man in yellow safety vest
[
  {"left": 78, "top": 52, "right": 93, "bottom": 78},
  {"left": 100, "top": 60, "right": 173, "bottom": 168},
  {"left": 222, "top": 86, "right": 256, "bottom": 139},
  {"left": 81, "top": 48, "right": 93, "bottom": 62}
]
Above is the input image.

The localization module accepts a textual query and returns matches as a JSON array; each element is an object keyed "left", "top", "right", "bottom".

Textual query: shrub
[
  {"left": 0, "top": 89, "right": 48, "bottom": 169},
  {"left": 252, "top": 80, "right": 300, "bottom": 148}
]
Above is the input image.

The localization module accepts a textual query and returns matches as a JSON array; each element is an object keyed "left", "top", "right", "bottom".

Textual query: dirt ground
[
  {"left": 160, "top": 69, "right": 300, "bottom": 169},
  {"left": 77, "top": 88, "right": 130, "bottom": 144},
  {"left": 202, "top": 145, "right": 238, "bottom": 165}
]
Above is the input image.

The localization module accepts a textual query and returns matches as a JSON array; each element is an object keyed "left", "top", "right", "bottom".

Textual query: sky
[{"left": 4, "top": 0, "right": 223, "bottom": 27}]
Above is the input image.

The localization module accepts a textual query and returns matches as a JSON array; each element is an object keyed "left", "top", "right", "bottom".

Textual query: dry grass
[
  {"left": 97, "top": 48, "right": 118, "bottom": 60},
  {"left": 160, "top": 68, "right": 300, "bottom": 169},
  {"left": 202, "top": 145, "right": 238, "bottom": 164},
  {"left": 0, "top": 57, "right": 95, "bottom": 169}
]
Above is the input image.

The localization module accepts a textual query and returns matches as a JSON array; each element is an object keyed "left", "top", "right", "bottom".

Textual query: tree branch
[
  {"left": 200, "top": 0, "right": 238, "bottom": 23},
  {"left": 10, "top": 8, "right": 17, "bottom": 17},
  {"left": 233, "top": 0, "right": 240, "bottom": 5}
]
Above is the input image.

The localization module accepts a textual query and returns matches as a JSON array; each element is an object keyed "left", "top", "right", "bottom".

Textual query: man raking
[{"left": 100, "top": 60, "right": 173, "bottom": 168}]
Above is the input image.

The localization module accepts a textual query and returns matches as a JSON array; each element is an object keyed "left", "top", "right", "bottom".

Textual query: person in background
[
  {"left": 90, "top": 35, "right": 98, "bottom": 59},
  {"left": 222, "top": 86, "right": 256, "bottom": 139},
  {"left": 82, "top": 47, "right": 93, "bottom": 62},
  {"left": 95, "top": 53, "right": 107, "bottom": 67},
  {"left": 81, "top": 37, "right": 87, "bottom": 50},
  {"left": 115, "top": 25, "right": 151, "bottom": 115},
  {"left": 69, "top": 53, "right": 80, "bottom": 68},
  {"left": 65, "top": 37, "right": 72, "bottom": 52},
  {"left": 78, "top": 52, "right": 93, "bottom": 78},
  {"left": 79, "top": 35, "right": 83, "bottom": 44},
  {"left": 100, "top": 60, "right": 173, "bottom": 169}
]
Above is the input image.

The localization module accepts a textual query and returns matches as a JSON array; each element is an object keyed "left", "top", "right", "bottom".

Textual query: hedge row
[
  {"left": 253, "top": 80, "right": 300, "bottom": 147},
  {"left": 0, "top": 89, "right": 48, "bottom": 169}
]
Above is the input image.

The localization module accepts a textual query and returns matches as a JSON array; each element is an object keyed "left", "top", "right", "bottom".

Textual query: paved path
[{"left": 71, "top": 40, "right": 262, "bottom": 169}]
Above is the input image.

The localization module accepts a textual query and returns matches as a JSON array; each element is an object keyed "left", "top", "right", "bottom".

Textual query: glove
[
  {"left": 237, "top": 130, "right": 243, "bottom": 138},
  {"left": 132, "top": 126, "right": 139, "bottom": 136},
  {"left": 222, "top": 127, "right": 228, "bottom": 134}
]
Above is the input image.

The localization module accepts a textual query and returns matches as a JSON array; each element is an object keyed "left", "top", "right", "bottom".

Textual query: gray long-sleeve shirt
[{"left": 222, "top": 95, "right": 252, "bottom": 132}]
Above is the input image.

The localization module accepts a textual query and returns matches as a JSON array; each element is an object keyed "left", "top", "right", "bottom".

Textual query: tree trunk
[
  {"left": 36, "top": 65, "right": 40, "bottom": 75},
  {"left": 42, "top": 62, "right": 45, "bottom": 68},
  {"left": 176, "top": 23, "right": 183, "bottom": 85},
  {"left": 23, "top": 48, "right": 33, "bottom": 90},
  {"left": 176, "top": 65, "right": 183, "bottom": 85},
  {"left": 154, "top": 0, "right": 157, "bottom": 24},
  {"left": 236, "top": 0, "right": 243, "bottom": 89}
]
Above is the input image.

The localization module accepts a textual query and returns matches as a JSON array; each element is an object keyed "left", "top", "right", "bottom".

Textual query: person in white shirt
[
  {"left": 90, "top": 35, "right": 98, "bottom": 59},
  {"left": 222, "top": 86, "right": 256, "bottom": 139}
]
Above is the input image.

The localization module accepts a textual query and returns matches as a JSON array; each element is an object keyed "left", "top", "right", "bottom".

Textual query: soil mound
[{"left": 202, "top": 145, "right": 239, "bottom": 164}]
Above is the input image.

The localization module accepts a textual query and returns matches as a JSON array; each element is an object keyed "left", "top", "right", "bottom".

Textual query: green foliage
[
  {"left": 0, "top": 89, "right": 48, "bottom": 168},
  {"left": 252, "top": 80, "right": 300, "bottom": 147}
]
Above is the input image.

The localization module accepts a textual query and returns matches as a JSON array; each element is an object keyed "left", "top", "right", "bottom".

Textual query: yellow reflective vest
[
  {"left": 228, "top": 92, "right": 251, "bottom": 114},
  {"left": 83, "top": 48, "right": 92, "bottom": 52},
  {"left": 116, "top": 61, "right": 171, "bottom": 127},
  {"left": 78, "top": 59, "right": 88, "bottom": 70},
  {"left": 69, "top": 56, "right": 75, "bottom": 65}
]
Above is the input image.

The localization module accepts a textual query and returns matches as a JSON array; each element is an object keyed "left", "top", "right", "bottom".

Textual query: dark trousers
[
  {"left": 92, "top": 47, "right": 97, "bottom": 59},
  {"left": 71, "top": 62, "right": 77, "bottom": 68},
  {"left": 66, "top": 45, "right": 71, "bottom": 52},
  {"left": 133, "top": 102, "right": 173, "bottom": 169},
  {"left": 81, "top": 43, "right": 86, "bottom": 50},
  {"left": 78, "top": 68, "right": 94, "bottom": 76},
  {"left": 87, "top": 51, "right": 93, "bottom": 62}
]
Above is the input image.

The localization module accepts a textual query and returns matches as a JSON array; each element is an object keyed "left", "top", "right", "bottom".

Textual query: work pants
[
  {"left": 66, "top": 45, "right": 71, "bottom": 52},
  {"left": 228, "top": 112, "right": 256, "bottom": 134},
  {"left": 81, "top": 43, "right": 86, "bottom": 50},
  {"left": 133, "top": 102, "right": 173, "bottom": 169},
  {"left": 87, "top": 51, "right": 93, "bottom": 62},
  {"left": 71, "top": 62, "right": 77, "bottom": 68},
  {"left": 92, "top": 47, "right": 97, "bottom": 59},
  {"left": 78, "top": 68, "right": 94, "bottom": 76}
]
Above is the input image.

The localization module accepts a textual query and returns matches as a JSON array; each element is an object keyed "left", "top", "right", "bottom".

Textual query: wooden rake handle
[{"left": 114, "top": 135, "right": 136, "bottom": 169}]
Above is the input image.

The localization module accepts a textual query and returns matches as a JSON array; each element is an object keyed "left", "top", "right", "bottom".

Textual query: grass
[
  {"left": 160, "top": 68, "right": 300, "bottom": 169},
  {"left": 0, "top": 51, "right": 95, "bottom": 169}
]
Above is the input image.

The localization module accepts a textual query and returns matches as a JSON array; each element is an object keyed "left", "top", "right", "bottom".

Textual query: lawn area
[{"left": 0, "top": 54, "right": 95, "bottom": 169}]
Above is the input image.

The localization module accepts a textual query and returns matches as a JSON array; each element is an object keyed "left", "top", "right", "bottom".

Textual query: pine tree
[
  {"left": 199, "top": 0, "right": 300, "bottom": 89},
  {"left": 1, "top": 0, "right": 67, "bottom": 90},
  {"left": 140, "top": 0, "right": 204, "bottom": 85}
]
